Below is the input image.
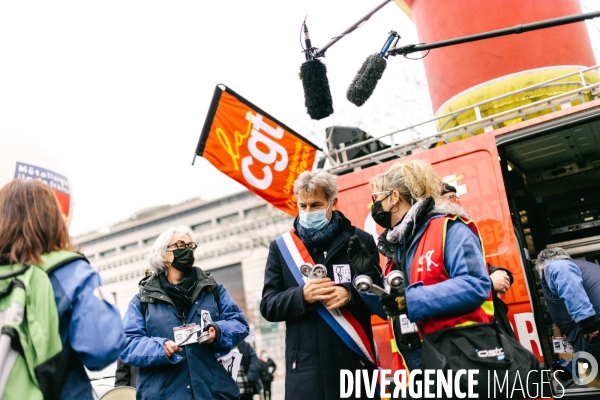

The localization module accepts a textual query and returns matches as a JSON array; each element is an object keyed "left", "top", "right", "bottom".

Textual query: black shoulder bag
[{"left": 418, "top": 321, "right": 541, "bottom": 399}]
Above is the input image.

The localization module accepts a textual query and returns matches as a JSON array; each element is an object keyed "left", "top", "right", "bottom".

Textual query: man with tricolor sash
[{"left": 260, "top": 170, "right": 384, "bottom": 400}]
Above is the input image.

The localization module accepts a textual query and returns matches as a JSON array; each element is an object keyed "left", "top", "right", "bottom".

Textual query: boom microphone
[
  {"left": 300, "top": 21, "right": 334, "bottom": 120},
  {"left": 300, "top": 59, "right": 334, "bottom": 120},
  {"left": 346, "top": 54, "right": 387, "bottom": 107},
  {"left": 346, "top": 31, "right": 399, "bottom": 107}
]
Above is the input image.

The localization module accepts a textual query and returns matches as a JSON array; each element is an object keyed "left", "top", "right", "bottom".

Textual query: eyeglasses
[
  {"left": 442, "top": 194, "right": 461, "bottom": 202},
  {"left": 371, "top": 191, "right": 392, "bottom": 203},
  {"left": 167, "top": 240, "right": 197, "bottom": 251}
]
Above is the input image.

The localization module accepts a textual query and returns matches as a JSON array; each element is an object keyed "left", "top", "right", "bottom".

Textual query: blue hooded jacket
[
  {"left": 50, "top": 257, "right": 126, "bottom": 400},
  {"left": 364, "top": 205, "right": 490, "bottom": 323},
  {"left": 404, "top": 215, "right": 491, "bottom": 322},
  {"left": 120, "top": 267, "right": 249, "bottom": 400}
]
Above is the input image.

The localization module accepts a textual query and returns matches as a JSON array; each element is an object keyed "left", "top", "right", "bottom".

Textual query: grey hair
[
  {"left": 148, "top": 225, "right": 196, "bottom": 273},
  {"left": 293, "top": 169, "right": 338, "bottom": 202},
  {"left": 535, "top": 247, "right": 571, "bottom": 277}
]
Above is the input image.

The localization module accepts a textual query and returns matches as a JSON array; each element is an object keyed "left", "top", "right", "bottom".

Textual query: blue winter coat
[
  {"left": 543, "top": 259, "right": 599, "bottom": 328},
  {"left": 120, "top": 267, "right": 249, "bottom": 400},
  {"left": 50, "top": 257, "right": 126, "bottom": 400}
]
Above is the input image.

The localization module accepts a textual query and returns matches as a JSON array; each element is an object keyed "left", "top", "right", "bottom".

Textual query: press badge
[
  {"left": 399, "top": 314, "right": 417, "bottom": 334},
  {"left": 173, "top": 323, "right": 200, "bottom": 346},
  {"left": 333, "top": 264, "right": 351, "bottom": 284}
]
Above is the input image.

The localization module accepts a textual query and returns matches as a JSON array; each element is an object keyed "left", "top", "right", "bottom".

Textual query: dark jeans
[{"left": 401, "top": 347, "right": 422, "bottom": 372}]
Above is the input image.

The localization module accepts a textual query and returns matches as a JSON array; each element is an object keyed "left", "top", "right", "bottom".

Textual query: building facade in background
[{"left": 72, "top": 191, "right": 292, "bottom": 368}]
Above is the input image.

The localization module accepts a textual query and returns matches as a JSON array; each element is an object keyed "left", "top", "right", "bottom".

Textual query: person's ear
[
  {"left": 332, "top": 198, "right": 338, "bottom": 209},
  {"left": 392, "top": 190, "right": 401, "bottom": 203}
]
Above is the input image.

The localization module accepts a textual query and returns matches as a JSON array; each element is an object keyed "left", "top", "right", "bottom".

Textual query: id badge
[
  {"left": 399, "top": 314, "right": 417, "bottom": 334},
  {"left": 173, "top": 323, "right": 200, "bottom": 346}
]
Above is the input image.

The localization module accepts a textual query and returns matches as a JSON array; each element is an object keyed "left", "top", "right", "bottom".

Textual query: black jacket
[
  {"left": 260, "top": 358, "right": 276, "bottom": 383},
  {"left": 237, "top": 341, "right": 262, "bottom": 394},
  {"left": 260, "top": 211, "right": 382, "bottom": 400}
]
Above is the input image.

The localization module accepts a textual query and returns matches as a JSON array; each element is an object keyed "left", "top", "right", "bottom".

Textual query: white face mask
[{"left": 262, "top": 353, "right": 269, "bottom": 359}]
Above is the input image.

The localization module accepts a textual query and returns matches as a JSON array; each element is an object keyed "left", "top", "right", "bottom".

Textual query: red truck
[{"left": 329, "top": 69, "right": 600, "bottom": 398}]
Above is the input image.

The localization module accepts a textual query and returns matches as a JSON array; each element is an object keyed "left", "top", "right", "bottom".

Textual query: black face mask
[
  {"left": 171, "top": 248, "right": 195, "bottom": 274},
  {"left": 371, "top": 197, "right": 394, "bottom": 229}
]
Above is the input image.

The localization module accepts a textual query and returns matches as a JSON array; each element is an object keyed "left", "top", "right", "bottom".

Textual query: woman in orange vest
[{"left": 367, "top": 160, "right": 494, "bottom": 371}]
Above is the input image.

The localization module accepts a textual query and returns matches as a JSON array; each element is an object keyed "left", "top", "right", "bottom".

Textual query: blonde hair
[{"left": 369, "top": 160, "right": 441, "bottom": 203}]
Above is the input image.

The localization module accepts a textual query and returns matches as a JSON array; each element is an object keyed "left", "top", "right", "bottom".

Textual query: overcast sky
[{"left": 1, "top": 1, "right": 600, "bottom": 236}]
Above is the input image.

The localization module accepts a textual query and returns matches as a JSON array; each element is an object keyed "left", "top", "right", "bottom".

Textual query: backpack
[{"left": 0, "top": 251, "right": 85, "bottom": 400}]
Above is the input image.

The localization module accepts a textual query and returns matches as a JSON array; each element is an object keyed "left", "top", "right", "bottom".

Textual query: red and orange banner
[{"left": 194, "top": 85, "right": 319, "bottom": 216}]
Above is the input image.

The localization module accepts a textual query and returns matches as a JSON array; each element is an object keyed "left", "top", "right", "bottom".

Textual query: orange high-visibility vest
[{"left": 409, "top": 215, "right": 494, "bottom": 335}]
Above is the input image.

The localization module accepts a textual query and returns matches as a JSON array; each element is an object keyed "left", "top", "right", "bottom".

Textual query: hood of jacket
[
  {"left": 139, "top": 266, "right": 217, "bottom": 307},
  {"left": 434, "top": 201, "right": 472, "bottom": 220}
]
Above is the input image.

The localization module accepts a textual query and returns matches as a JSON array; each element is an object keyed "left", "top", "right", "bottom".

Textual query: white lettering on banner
[
  {"left": 241, "top": 157, "right": 272, "bottom": 190},
  {"left": 514, "top": 312, "right": 542, "bottom": 355},
  {"left": 241, "top": 111, "right": 288, "bottom": 190},
  {"left": 14, "top": 162, "right": 70, "bottom": 195},
  {"left": 247, "top": 129, "right": 288, "bottom": 171},
  {"left": 249, "top": 113, "right": 284, "bottom": 139}
]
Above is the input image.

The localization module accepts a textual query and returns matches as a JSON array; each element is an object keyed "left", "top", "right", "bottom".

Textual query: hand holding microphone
[
  {"left": 354, "top": 270, "right": 406, "bottom": 317},
  {"left": 380, "top": 288, "right": 406, "bottom": 317}
]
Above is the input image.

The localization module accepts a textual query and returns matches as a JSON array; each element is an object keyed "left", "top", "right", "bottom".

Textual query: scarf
[
  {"left": 294, "top": 210, "right": 343, "bottom": 250},
  {"left": 159, "top": 268, "right": 198, "bottom": 316},
  {"left": 386, "top": 197, "right": 436, "bottom": 244}
]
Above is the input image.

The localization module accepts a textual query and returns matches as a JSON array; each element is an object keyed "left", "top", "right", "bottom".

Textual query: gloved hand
[
  {"left": 347, "top": 235, "right": 375, "bottom": 275},
  {"left": 380, "top": 288, "right": 406, "bottom": 317},
  {"left": 578, "top": 316, "right": 600, "bottom": 334},
  {"left": 202, "top": 323, "right": 221, "bottom": 345}
]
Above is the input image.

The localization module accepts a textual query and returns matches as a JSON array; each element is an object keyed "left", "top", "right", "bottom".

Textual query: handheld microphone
[
  {"left": 300, "top": 21, "right": 334, "bottom": 120},
  {"left": 346, "top": 31, "right": 399, "bottom": 107},
  {"left": 386, "top": 270, "right": 404, "bottom": 293},
  {"left": 354, "top": 275, "right": 387, "bottom": 297}
]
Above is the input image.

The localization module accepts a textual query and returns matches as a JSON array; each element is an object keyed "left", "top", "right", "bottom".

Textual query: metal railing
[{"left": 323, "top": 65, "right": 600, "bottom": 175}]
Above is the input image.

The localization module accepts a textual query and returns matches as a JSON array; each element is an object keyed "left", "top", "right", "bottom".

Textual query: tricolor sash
[{"left": 275, "top": 230, "right": 377, "bottom": 368}]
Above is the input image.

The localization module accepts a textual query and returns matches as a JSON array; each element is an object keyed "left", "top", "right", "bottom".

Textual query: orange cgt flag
[{"left": 194, "top": 85, "right": 320, "bottom": 216}]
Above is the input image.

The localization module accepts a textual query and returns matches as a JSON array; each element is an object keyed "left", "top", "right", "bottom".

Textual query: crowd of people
[{"left": 1, "top": 158, "right": 599, "bottom": 399}]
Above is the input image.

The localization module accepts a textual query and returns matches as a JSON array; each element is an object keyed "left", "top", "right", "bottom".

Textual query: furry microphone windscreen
[
  {"left": 346, "top": 54, "right": 387, "bottom": 107},
  {"left": 300, "top": 59, "right": 334, "bottom": 120}
]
